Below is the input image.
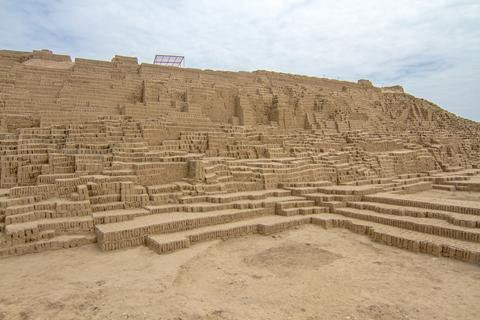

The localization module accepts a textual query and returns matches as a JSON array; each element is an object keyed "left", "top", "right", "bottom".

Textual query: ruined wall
[
  {"left": 0, "top": 49, "right": 479, "bottom": 189},
  {"left": 1, "top": 49, "right": 478, "bottom": 134}
]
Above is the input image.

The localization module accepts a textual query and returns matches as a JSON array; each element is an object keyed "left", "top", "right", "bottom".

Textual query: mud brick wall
[
  {"left": 9, "top": 184, "right": 57, "bottom": 199},
  {"left": 0, "top": 155, "right": 19, "bottom": 188},
  {"left": 55, "top": 176, "right": 96, "bottom": 196},
  {"left": 134, "top": 162, "right": 188, "bottom": 185},
  {"left": 87, "top": 181, "right": 122, "bottom": 196},
  {"left": 56, "top": 200, "right": 92, "bottom": 217}
]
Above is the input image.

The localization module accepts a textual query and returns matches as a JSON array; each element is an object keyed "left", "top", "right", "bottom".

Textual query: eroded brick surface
[{"left": 0, "top": 49, "right": 480, "bottom": 263}]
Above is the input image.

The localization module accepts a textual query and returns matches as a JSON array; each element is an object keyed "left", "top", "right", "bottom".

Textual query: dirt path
[{"left": 1, "top": 226, "right": 479, "bottom": 320}]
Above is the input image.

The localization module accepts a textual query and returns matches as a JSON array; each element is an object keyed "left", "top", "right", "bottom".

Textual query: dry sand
[{"left": 1, "top": 226, "right": 479, "bottom": 320}]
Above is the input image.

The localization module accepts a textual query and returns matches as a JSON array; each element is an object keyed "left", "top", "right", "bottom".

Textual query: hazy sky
[{"left": 1, "top": 0, "right": 479, "bottom": 120}]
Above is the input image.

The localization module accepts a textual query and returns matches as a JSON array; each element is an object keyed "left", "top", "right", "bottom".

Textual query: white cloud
[{"left": 0, "top": 0, "right": 479, "bottom": 120}]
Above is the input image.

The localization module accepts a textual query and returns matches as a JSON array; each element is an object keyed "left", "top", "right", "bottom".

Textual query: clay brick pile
[{"left": 0, "top": 49, "right": 480, "bottom": 264}]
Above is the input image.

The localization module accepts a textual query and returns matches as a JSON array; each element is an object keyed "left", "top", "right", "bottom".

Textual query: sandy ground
[{"left": 1, "top": 226, "right": 479, "bottom": 320}]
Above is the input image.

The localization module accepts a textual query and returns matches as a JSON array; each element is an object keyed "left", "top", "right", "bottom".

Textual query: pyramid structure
[{"left": 1, "top": 49, "right": 480, "bottom": 264}]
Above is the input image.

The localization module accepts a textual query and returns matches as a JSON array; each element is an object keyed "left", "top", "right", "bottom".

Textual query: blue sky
[{"left": 1, "top": 0, "right": 479, "bottom": 121}]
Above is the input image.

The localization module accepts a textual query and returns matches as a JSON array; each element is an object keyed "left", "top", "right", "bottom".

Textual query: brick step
[
  {"left": 392, "top": 182, "right": 432, "bottom": 192},
  {"left": 145, "top": 195, "right": 304, "bottom": 215},
  {"left": 2, "top": 209, "right": 81, "bottom": 225},
  {"left": 283, "top": 187, "right": 339, "bottom": 196},
  {"left": 392, "top": 177, "right": 429, "bottom": 185},
  {"left": 102, "top": 169, "right": 135, "bottom": 176},
  {"left": 95, "top": 207, "right": 274, "bottom": 251},
  {"left": 0, "top": 234, "right": 96, "bottom": 257},
  {"left": 204, "top": 189, "right": 291, "bottom": 204},
  {"left": 89, "top": 194, "right": 122, "bottom": 205},
  {"left": 93, "top": 208, "right": 149, "bottom": 224},
  {"left": 1, "top": 229, "right": 55, "bottom": 246},
  {"left": 312, "top": 185, "right": 388, "bottom": 195},
  {"left": 276, "top": 200, "right": 315, "bottom": 210},
  {"left": 319, "top": 201, "right": 346, "bottom": 209},
  {"left": 4, "top": 211, "right": 37, "bottom": 225},
  {"left": 91, "top": 201, "right": 125, "bottom": 212},
  {"left": 279, "top": 181, "right": 333, "bottom": 188},
  {"left": 396, "top": 173, "right": 430, "bottom": 179},
  {"left": 112, "top": 156, "right": 145, "bottom": 162},
  {"left": 4, "top": 204, "right": 35, "bottom": 216},
  {"left": 334, "top": 207, "right": 480, "bottom": 243},
  {"left": 348, "top": 201, "right": 480, "bottom": 228},
  {"left": 36, "top": 216, "right": 94, "bottom": 233},
  {"left": 183, "top": 202, "right": 236, "bottom": 212},
  {"left": 364, "top": 193, "right": 480, "bottom": 216},
  {"left": 146, "top": 184, "right": 180, "bottom": 194},
  {"left": 217, "top": 175, "right": 234, "bottom": 182},
  {"left": 5, "top": 216, "right": 94, "bottom": 239},
  {"left": 343, "top": 177, "right": 394, "bottom": 186},
  {"left": 230, "top": 196, "right": 304, "bottom": 209},
  {"left": 145, "top": 204, "right": 185, "bottom": 215},
  {"left": 146, "top": 215, "right": 313, "bottom": 254},
  {"left": 277, "top": 206, "right": 329, "bottom": 217},
  {"left": 432, "top": 184, "right": 456, "bottom": 191},
  {"left": 305, "top": 193, "right": 361, "bottom": 203},
  {"left": 312, "top": 214, "right": 480, "bottom": 265},
  {"left": 148, "top": 192, "right": 184, "bottom": 204}
]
